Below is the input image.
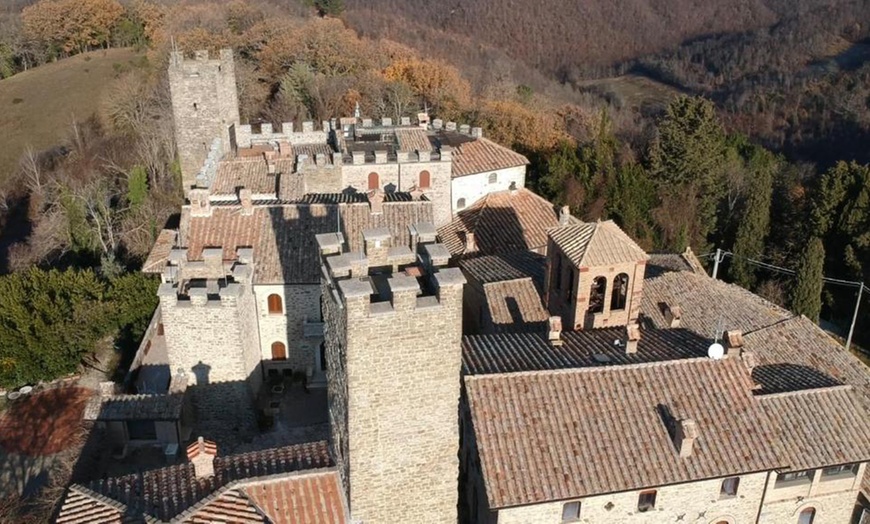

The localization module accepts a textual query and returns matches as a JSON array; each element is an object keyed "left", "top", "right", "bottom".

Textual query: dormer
[{"left": 545, "top": 220, "right": 649, "bottom": 330}]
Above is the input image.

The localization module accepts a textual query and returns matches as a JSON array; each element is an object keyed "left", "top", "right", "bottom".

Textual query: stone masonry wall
[
  {"left": 168, "top": 50, "right": 240, "bottom": 194},
  {"left": 495, "top": 472, "right": 769, "bottom": 524},
  {"left": 255, "top": 284, "right": 321, "bottom": 374},
  {"left": 321, "top": 280, "right": 351, "bottom": 501},
  {"left": 336, "top": 274, "right": 465, "bottom": 523}
]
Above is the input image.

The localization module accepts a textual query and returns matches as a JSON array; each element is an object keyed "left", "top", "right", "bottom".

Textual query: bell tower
[{"left": 545, "top": 220, "right": 649, "bottom": 330}]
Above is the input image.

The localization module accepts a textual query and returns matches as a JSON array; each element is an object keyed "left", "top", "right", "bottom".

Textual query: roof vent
[
  {"left": 724, "top": 329, "right": 744, "bottom": 357},
  {"left": 548, "top": 316, "right": 563, "bottom": 346},
  {"left": 187, "top": 436, "right": 217, "bottom": 479},
  {"left": 624, "top": 322, "right": 640, "bottom": 354}
]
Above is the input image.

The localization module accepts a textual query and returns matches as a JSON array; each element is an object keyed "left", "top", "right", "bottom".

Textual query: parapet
[
  {"left": 169, "top": 48, "right": 234, "bottom": 69},
  {"left": 231, "top": 121, "right": 330, "bottom": 150}
]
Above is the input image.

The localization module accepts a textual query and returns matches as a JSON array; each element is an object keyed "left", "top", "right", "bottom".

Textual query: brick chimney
[
  {"left": 187, "top": 436, "right": 217, "bottom": 478},
  {"left": 548, "top": 316, "right": 563, "bottom": 346},
  {"left": 625, "top": 322, "right": 640, "bottom": 354},
  {"left": 674, "top": 419, "right": 698, "bottom": 458},
  {"left": 724, "top": 329, "right": 744, "bottom": 357},
  {"left": 664, "top": 305, "right": 682, "bottom": 328},
  {"left": 189, "top": 189, "right": 212, "bottom": 218},
  {"left": 239, "top": 188, "right": 253, "bottom": 216}
]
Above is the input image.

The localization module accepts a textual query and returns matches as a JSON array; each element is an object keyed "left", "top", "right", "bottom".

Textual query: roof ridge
[{"left": 576, "top": 220, "right": 602, "bottom": 266}]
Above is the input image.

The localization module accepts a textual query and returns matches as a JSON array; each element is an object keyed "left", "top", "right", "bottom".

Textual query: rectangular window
[
  {"left": 561, "top": 501, "right": 581, "bottom": 522},
  {"left": 822, "top": 464, "right": 859, "bottom": 477},
  {"left": 637, "top": 490, "right": 656, "bottom": 512},
  {"left": 775, "top": 470, "right": 813, "bottom": 487},
  {"left": 720, "top": 477, "right": 740, "bottom": 497}
]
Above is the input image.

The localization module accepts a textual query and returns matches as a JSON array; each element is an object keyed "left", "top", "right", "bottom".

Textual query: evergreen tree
[
  {"left": 731, "top": 147, "right": 777, "bottom": 288},
  {"left": 791, "top": 236, "right": 825, "bottom": 323}
]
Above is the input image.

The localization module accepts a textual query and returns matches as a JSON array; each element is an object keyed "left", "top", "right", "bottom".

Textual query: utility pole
[
  {"left": 845, "top": 284, "right": 864, "bottom": 352},
  {"left": 712, "top": 248, "right": 722, "bottom": 280}
]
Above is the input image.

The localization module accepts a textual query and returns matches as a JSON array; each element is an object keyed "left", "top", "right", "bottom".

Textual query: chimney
[
  {"left": 724, "top": 330, "right": 744, "bottom": 357},
  {"left": 548, "top": 316, "right": 563, "bottom": 346},
  {"left": 471, "top": 127, "right": 483, "bottom": 138},
  {"left": 664, "top": 305, "right": 682, "bottom": 328},
  {"left": 559, "top": 205, "right": 571, "bottom": 226},
  {"left": 189, "top": 189, "right": 212, "bottom": 218},
  {"left": 463, "top": 231, "right": 477, "bottom": 254},
  {"left": 368, "top": 189, "right": 384, "bottom": 215},
  {"left": 417, "top": 112, "right": 430, "bottom": 128},
  {"left": 674, "top": 419, "right": 698, "bottom": 458},
  {"left": 625, "top": 322, "right": 640, "bottom": 354},
  {"left": 239, "top": 188, "right": 253, "bottom": 216},
  {"left": 187, "top": 436, "right": 217, "bottom": 478}
]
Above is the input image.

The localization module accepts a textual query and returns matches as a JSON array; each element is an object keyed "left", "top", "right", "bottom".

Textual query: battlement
[
  {"left": 317, "top": 225, "right": 465, "bottom": 318},
  {"left": 162, "top": 246, "right": 254, "bottom": 286},
  {"left": 169, "top": 48, "right": 234, "bottom": 68},
  {"left": 157, "top": 276, "right": 246, "bottom": 308}
]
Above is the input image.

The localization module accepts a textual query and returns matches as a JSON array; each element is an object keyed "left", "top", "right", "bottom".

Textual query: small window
[
  {"left": 588, "top": 276, "right": 607, "bottom": 314},
  {"left": 720, "top": 477, "right": 740, "bottom": 498},
  {"left": 561, "top": 501, "right": 581, "bottom": 522},
  {"left": 798, "top": 508, "right": 815, "bottom": 524},
  {"left": 564, "top": 266, "right": 575, "bottom": 302},
  {"left": 271, "top": 341, "right": 287, "bottom": 361},
  {"left": 488, "top": 172, "right": 498, "bottom": 184},
  {"left": 552, "top": 255, "right": 562, "bottom": 291},
  {"left": 193, "top": 102, "right": 198, "bottom": 111},
  {"left": 419, "top": 170, "right": 431, "bottom": 188},
  {"left": 777, "top": 470, "right": 811, "bottom": 484},
  {"left": 457, "top": 198, "right": 466, "bottom": 209},
  {"left": 267, "top": 294, "right": 283, "bottom": 314},
  {"left": 368, "top": 172, "right": 379, "bottom": 191},
  {"left": 320, "top": 342, "right": 327, "bottom": 371},
  {"left": 822, "top": 463, "right": 859, "bottom": 477},
  {"left": 637, "top": 490, "right": 656, "bottom": 512},
  {"left": 610, "top": 273, "right": 629, "bottom": 311}
]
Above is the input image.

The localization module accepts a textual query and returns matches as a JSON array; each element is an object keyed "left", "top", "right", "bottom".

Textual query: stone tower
[
  {"left": 168, "top": 49, "right": 240, "bottom": 195},
  {"left": 545, "top": 220, "right": 649, "bottom": 330},
  {"left": 318, "top": 227, "right": 465, "bottom": 523}
]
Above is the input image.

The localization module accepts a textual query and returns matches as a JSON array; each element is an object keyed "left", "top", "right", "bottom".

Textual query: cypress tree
[
  {"left": 790, "top": 236, "right": 825, "bottom": 322},
  {"left": 731, "top": 148, "right": 777, "bottom": 288}
]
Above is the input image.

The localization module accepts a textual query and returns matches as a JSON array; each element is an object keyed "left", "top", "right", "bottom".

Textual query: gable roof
[
  {"left": 56, "top": 485, "right": 137, "bottom": 524},
  {"left": 465, "top": 357, "right": 784, "bottom": 509},
  {"left": 63, "top": 441, "right": 334, "bottom": 522},
  {"left": 438, "top": 189, "right": 560, "bottom": 256},
  {"left": 549, "top": 220, "right": 649, "bottom": 268},
  {"left": 143, "top": 229, "right": 178, "bottom": 274},
  {"left": 447, "top": 136, "right": 529, "bottom": 178}
]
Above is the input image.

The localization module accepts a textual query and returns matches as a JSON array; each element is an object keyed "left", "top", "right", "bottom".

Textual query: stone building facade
[
  {"left": 168, "top": 50, "right": 241, "bottom": 195},
  {"left": 319, "top": 230, "right": 466, "bottom": 523}
]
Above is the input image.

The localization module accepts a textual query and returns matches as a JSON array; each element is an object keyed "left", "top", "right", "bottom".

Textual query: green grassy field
[{"left": 0, "top": 48, "right": 144, "bottom": 184}]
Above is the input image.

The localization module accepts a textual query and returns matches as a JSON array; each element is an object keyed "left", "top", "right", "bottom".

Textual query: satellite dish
[{"left": 708, "top": 342, "right": 725, "bottom": 360}]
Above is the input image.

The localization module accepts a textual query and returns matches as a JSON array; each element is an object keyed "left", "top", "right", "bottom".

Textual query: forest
[{"left": 0, "top": 0, "right": 868, "bottom": 399}]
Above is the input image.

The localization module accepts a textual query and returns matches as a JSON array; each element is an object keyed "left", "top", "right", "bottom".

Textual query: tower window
[
  {"left": 267, "top": 294, "right": 283, "bottom": 314},
  {"left": 320, "top": 342, "right": 327, "bottom": 371},
  {"left": 488, "top": 172, "right": 498, "bottom": 184},
  {"left": 637, "top": 490, "right": 656, "bottom": 512},
  {"left": 457, "top": 198, "right": 466, "bottom": 209},
  {"left": 368, "top": 172, "right": 379, "bottom": 191},
  {"left": 193, "top": 103, "right": 198, "bottom": 111},
  {"left": 561, "top": 501, "right": 581, "bottom": 522},
  {"left": 610, "top": 273, "right": 629, "bottom": 311},
  {"left": 588, "top": 276, "right": 607, "bottom": 314},
  {"left": 419, "top": 170, "right": 431, "bottom": 188},
  {"left": 271, "top": 341, "right": 287, "bottom": 361},
  {"left": 798, "top": 508, "right": 815, "bottom": 524},
  {"left": 720, "top": 477, "right": 740, "bottom": 497}
]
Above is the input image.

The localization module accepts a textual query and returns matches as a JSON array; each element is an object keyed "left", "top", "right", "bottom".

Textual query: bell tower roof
[{"left": 549, "top": 220, "right": 649, "bottom": 268}]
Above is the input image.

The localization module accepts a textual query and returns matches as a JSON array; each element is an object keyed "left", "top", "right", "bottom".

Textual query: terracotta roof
[
  {"left": 463, "top": 328, "right": 712, "bottom": 375},
  {"left": 459, "top": 251, "right": 546, "bottom": 285},
  {"left": 640, "top": 271, "right": 793, "bottom": 336},
  {"left": 184, "top": 488, "right": 265, "bottom": 523},
  {"left": 142, "top": 229, "right": 178, "bottom": 274},
  {"left": 645, "top": 252, "right": 702, "bottom": 278},
  {"left": 83, "top": 393, "right": 184, "bottom": 421},
  {"left": 483, "top": 279, "right": 550, "bottom": 333},
  {"left": 243, "top": 472, "right": 348, "bottom": 524},
  {"left": 210, "top": 158, "right": 277, "bottom": 197},
  {"left": 438, "top": 189, "right": 560, "bottom": 256},
  {"left": 294, "top": 143, "right": 334, "bottom": 159},
  {"left": 341, "top": 200, "right": 433, "bottom": 253},
  {"left": 759, "top": 386, "right": 870, "bottom": 471},
  {"left": 395, "top": 128, "right": 432, "bottom": 152},
  {"left": 56, "top": 485, "right": 137, "bottom": 524},
  {"left": 255, "top": 204, "right": 340, "bottom": 284},
  {"left": 447, "top": 136, "right": 529, "bottom": 178},
  {"left": 64, "top": 441, "right": 333, "bottom": 522},
  {"left": 549, "top": 220, "right": 649, "bottom": 268},
  {"left": 465, "top": 357, "right": 784, "bottom": 508}
]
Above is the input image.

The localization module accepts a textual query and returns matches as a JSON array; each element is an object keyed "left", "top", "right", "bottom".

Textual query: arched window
[
  {"left": 610, "top": 273, "right": 629, "bottom": 311},
  {"left": 267, "top": 294, "right": 283, "bottom": 314},
  {"left": 488, "top": 172, "right": 498, "bottom": 184},
  {"left": 271, "top": 341, "right": 287, "bottom": 361},
  {"left": 419, "top": 170, "right": 431, "bottom": 188},
  {"left": 588, "top": 276, "right": 607, "bottom": 314},
  {"left": 367, "top": 172, "right": 379, "bottom": 191},
  {"left": 320, "top": 342, "right": 327, "bottom": 371},
  {"left": 457, "top": 198, "right": 466, "bottom": 209},
  {"left": 798, "top": 508, "right": 815, "bottom": 524}
]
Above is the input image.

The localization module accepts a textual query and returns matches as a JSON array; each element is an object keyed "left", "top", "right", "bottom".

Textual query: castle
[{"left": 58, "top": 49, "right": 870, "bottom": 523}]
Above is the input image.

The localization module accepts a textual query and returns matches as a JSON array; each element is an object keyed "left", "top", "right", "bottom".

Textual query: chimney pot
[
  {"left": 664, "top": 305, "right": 682, "bottom": 328},
  {"left": 725, "top": 329, "right": 744, "bottom": 356},
  {"left": 625, "top": 322, "right": 641, "bottom": 354},
  {"left": 675, "top": 419, "right": 698, "bottom": 458},
  {"left": 559, "top": 206, "right": 571, "bottom": 226},
  {"left": 189, "top": 189, "right": 212, "bottom": 218},
  {"left": 187, "top": 436, "right": 217, "bottom": 478},
  {"left": 548, "top": 316, "right": 563, "bottom": 346},
  {"left": 368, "top": 189, "right": 384, "bottom": 214},
  {"left": 464, "top": 231, "right": 477, "bottom": 254},
  {"left": 239, "top": 188, "right": 253, "bottom": 215}
]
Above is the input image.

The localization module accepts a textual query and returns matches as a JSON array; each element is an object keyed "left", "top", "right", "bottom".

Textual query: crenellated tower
[{"left": 318, "top": 224, "right": 465, "bottom": 523}]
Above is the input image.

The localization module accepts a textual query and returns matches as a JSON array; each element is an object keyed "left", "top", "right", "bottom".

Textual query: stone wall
[
  {"left": 232, "top": 122, "right": 329, "bottom": 148},
  {"left": 451, "top": 165, "right": 526, "bottom": 213},
  {"left": 758, "top": 465, "right": 865, "bottom": 524},
  {"left": 255, "top": 284, "right": 322, "bottom": 375},
  {"left": 168, "top": 50, "right": 240, "bottom": 195},
  {"left": 321, "top": 280, "right": 350, "bottom": 501},
  {"left": 323, "top": 267, "right": 465, "bottom": 523},
  {"left": 494, "top": 472, "right": 769, "bottom": 524}
]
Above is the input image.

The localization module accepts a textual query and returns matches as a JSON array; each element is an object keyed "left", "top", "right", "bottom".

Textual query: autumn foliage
[{"left": 22, "top": 0, "right": 125, "bottom": 55}]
